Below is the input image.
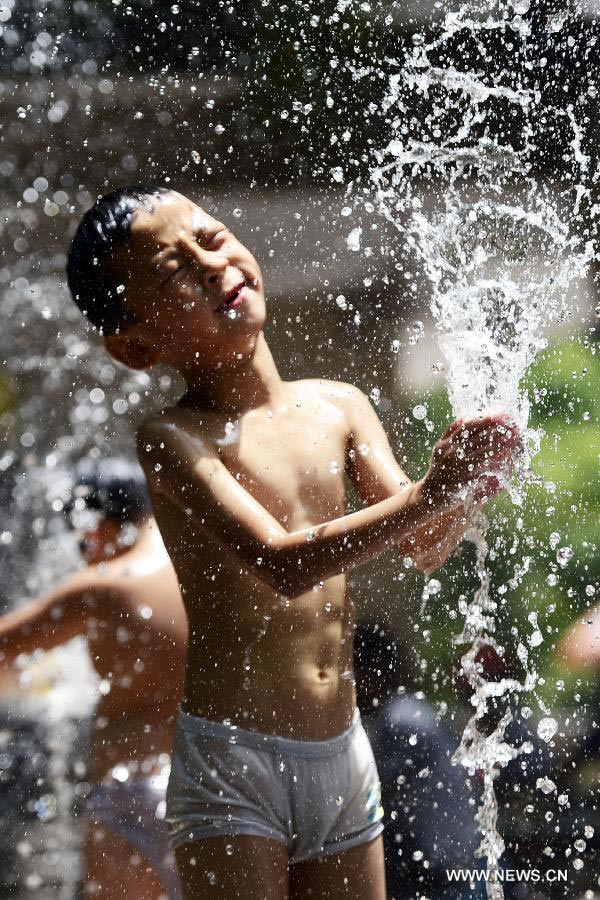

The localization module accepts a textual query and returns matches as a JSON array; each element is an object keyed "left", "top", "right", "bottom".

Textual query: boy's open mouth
[{"left": 215, "top": 282, "right": 246, "bottom": 314}]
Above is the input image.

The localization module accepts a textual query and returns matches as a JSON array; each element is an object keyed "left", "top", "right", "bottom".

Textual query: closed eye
[
  {"left": 162, "top": 263, "right": 187, "bottom": 285},
  {"left": 160, "top": 229, "right": 230, "bottom": 284}
]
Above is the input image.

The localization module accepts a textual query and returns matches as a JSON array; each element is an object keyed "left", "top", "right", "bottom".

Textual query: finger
[
  {"left": 472, "top": 475, "right": 503, "bottom": 502},
  {"left": 463, "top": 412, "right": 518, "bottom": 430},
  {"left": 468, "top": 417, "right": 522, "bottom": 450},
  {"left": 441, "top": 418, "right": 464, "bottom": 440},
  {"left": 455, "top": 424, "right": 522, "bottom": 454}
]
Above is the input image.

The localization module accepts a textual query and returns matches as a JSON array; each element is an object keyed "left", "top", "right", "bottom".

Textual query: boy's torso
[{"left": 144, "top": 379, "right": 358, "bottom": 740}]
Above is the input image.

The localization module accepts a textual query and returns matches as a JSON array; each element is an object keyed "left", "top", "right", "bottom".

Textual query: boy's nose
[{"left": 181, "top": 238, "right": 228, "bottom": 287}]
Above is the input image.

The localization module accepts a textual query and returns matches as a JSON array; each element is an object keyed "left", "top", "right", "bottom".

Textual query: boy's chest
[{"left": 214, "top": 405, "right": 349, "bottom": 524}]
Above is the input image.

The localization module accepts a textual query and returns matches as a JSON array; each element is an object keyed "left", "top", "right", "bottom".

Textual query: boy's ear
[{"left": 104, "top": 334, "right": 161, "bottom": 370}]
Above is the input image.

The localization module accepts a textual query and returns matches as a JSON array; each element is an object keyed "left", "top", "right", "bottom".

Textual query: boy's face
[{"left": 105, "top": 191, "right": 266, "bottom": 369}]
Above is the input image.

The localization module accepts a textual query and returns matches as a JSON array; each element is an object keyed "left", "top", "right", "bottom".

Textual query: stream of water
[{"left": 365, "top": 2, "right": 596, "bottom": 894}]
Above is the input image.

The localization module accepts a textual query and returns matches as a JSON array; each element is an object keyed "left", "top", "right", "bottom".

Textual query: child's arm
[
  {"left": 341, "top": 386, "right": 480, "bottom": 572},
  {"left": 138, "top": 411, "right": 518, "bottom": 599},
  {"left": 0, "top": 575, "right": 94, "bottom": 665}
]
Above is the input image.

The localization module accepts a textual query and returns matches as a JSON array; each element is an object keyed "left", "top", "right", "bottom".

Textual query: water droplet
[
  {"left": 370, "top": 387, "right": 381, "bottom": 405},
  {"left": 548, "top": 12, "right": 566, "bottom": 32},
  {"left": 412, "top": 404, "right": 427, "bottom": 420},
  {"left": 347, "top": 227, "right": 362, "bottom": 251},
  {"left": 329, "top": 460, "right": 341, "bottom": 475},
  {"left": 585, "top": 585, "right": 596, "bottom": 597},
  {"left": 391, "top": 339, "right": 400, "bottom": 353},
  {"left": 116, "top": 283, "right": 125, "bottom": 294},
  {"left": 574, "top": 839, "right": 586, "bottom": 852},
  {"left": 206, "top": 870, "right": 218, "bottom": 885},
  {"left": 225, "top": 844, "right": 234, "bottom": 856},
  {"left": 556, "top": 546, "right": 573, "bottom": 568},
  {"left": 536, "top": 776, "right": 556, "bottom": 794},
  {"left": 584, "top": 825, "right": 594, "bottom": 838},
  {"left": 232, "top": 208, "right": 242, "bottom": 218},
  {"left": 335, "top": 295, "right": 348, "bottom": 310},
  {"left": 336, "top": 795, "right": 344, "bottom": 806},
  {"left": 408, "top": 733, "right": 418, "bottom": 746},
  {"left": 546, "top": 573, "right": 558, "bottom": 586},
  {"left": 537, "top": 717, "right": 558, "bottom": 742},
  {"left": 412, "top": 849, "right": 424, "bottom": 860},
  {"left": 573, "top": 858, "right": 584, "bottom": 870}
]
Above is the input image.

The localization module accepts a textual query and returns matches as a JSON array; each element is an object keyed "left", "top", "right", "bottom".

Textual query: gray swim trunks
[{"left": 165, "top": 707, "right": 384, "bottom": 864}]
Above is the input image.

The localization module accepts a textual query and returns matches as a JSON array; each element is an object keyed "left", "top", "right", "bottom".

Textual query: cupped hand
[{"left": 421, "top": 413, "right": 522, "bottom": 508}]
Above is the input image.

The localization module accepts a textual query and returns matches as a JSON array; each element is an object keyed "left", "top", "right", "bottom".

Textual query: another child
[
  {"left": 66, "top": 185, "right": 520, "bottom": 899},
  {"left": 0, "top": 458, "right": 187, "bottom": 899}
]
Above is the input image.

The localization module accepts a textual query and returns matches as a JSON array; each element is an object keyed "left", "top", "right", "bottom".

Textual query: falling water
[{"left": 367, "top": 1, "right": 595, "bottom": 894}]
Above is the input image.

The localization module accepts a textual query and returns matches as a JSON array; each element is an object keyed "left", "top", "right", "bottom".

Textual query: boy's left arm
[{"left": 339, "top": 384, "right": 472, "bottom": 573}]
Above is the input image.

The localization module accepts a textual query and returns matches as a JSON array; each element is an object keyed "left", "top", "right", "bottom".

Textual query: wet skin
[
  {"left": 104, "top": 191, "right": 521, "bottom": 742},
  {"left": 0, "top": 520, "right": 188, "bottom": 781}
]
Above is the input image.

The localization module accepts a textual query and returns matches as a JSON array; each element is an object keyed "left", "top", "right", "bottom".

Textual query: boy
[
  {"left": 0, "top": 458, "right": 187, "bottom": 899},
  {"left": 66, "top": 185, "right": 520, "bottom": 899}
]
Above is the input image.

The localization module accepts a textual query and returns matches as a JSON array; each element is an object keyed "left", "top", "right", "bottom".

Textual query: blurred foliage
[
  {"left": 0, "top": 376, "right": 16, "bottom": 422},
  {"left": 394, "top": 332, "right": 600, "bottom": 712}
]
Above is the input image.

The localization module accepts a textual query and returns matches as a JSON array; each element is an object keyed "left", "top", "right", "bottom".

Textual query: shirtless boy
[
  {"left": 0, "top": 458, "right": 187, "bottom": 899},
  {"left": 66, "top": 185, "right": 520, "bottom": 899}
]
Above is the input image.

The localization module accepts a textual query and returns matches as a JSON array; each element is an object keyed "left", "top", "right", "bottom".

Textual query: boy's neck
[{"left": 180, "top": 331, "right": 283, "bottom": 415}]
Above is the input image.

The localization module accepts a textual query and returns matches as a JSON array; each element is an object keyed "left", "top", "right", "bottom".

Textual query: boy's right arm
[{"left": 138, "top": 416, "right": 518, "bottom": 599}]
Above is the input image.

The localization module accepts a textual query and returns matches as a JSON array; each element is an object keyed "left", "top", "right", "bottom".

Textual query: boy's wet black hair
[
  {"left": 64, "top": 456, "right": 152, "bottom": 525},
  {"left": 66, "top": 184, "right": 171, "bottom": 335}
]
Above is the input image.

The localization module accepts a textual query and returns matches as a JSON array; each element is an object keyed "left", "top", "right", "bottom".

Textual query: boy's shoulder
[
  {"left": 136, "top": 405, "right": 208, "bottom": 442},
  {"left": 135, "top": 407, "right": 216, "bottom": 481},
  {"left": 293, "top": 378, "right": 373, "bottom": 426},
  {"left": 293, "top": 377, "right": 366, "bottom": 407}
]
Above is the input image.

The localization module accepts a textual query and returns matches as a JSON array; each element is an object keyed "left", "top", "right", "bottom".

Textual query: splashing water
[{"left": 367, "top": 2, "right": 595, "bottom": 894}]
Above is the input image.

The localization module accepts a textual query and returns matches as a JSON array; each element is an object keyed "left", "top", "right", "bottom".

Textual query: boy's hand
[{"left": 420, "top": 414, "right": 522, "bottom": 509}]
